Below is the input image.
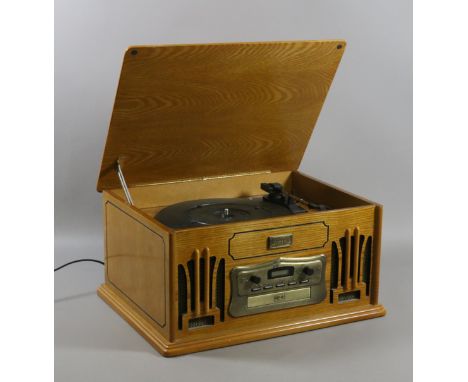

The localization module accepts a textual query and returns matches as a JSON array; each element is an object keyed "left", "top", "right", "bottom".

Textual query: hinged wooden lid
[{"left": 97, "top": 40, "right": 346, "bottom": 191}]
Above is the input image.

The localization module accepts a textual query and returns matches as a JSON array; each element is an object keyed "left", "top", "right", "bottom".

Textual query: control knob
[
  {"left": 249, "top": 275, "right": 261, "bottom": 284},
  {"left": 303, "top": 267, "right": 315, "bottom": 276}
]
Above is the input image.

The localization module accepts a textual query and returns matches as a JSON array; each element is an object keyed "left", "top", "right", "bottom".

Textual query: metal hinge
[{"left": 115, "top": 160, "right": 134, "bottom": 205}]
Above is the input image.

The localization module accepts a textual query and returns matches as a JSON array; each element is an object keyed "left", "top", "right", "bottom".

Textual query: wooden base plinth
[{"left": 98, "top": 284, "right": 386, "bottom": 357}]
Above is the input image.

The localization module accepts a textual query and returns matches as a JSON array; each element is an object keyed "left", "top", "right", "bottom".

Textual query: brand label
[
  {"left": 268, "top": 234, "right": 293, "bottom": 249},
  {"left": 247, "top": 287, "right": 311, "bottom": 308}
]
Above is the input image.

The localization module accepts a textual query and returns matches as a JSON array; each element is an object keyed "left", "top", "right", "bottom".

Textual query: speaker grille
[
  {"left": 209, "top": 256, "right": 216, "bottom": 308},
  {"left": 177, "top": 249, "right": 225, "bottom": 330},
  {"left": 330, "top": 241, "right": 339, "bottom": 299},
  {"left": 216, "top": 259, "right": 225, "bottom": 322},
  {"left": 338, "top": 290, "right": 361, "bottom": 302},
  {"left": 187, "top": 259, "right": 195, "bottom": 312},
  {"left": 330, "top": 229, "right": 372, "bottom": 302},
  {"left": 188, "top": 315, "right": 214, "bottom": 329},
  {"left": 177, "top": 265, "right": 188, "bottom": 330},
  {"left": 363, "top": 237, "right": 373, "bottom": 296}
]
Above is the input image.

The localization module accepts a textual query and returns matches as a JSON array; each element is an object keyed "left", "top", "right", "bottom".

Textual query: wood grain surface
[
  {"left": 229, "top": 221, "right": 329, "bottom": 259},
  {"left": 105, "top": 201, "right": 169, "bottom": 329},
  {"left": 97, "top": 40, "right": 346, "bottom": 190}
]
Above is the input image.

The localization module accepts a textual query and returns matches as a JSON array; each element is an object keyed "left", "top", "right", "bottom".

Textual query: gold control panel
[{"left": 229, "top": 254, "right": 326, "bottom": 317}]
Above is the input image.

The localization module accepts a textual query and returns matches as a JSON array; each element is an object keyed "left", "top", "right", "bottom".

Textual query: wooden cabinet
[{"left": 97, "top": 41, "right": 385, "bottom": 356}]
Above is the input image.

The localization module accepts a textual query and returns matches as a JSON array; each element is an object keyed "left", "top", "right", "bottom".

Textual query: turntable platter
[{"left": 155, "top": 197, "right": 295, "bottom": 229}]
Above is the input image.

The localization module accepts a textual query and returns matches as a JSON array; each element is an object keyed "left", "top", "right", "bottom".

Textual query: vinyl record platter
[{"left": 156, "top": 183, "right": 329, "bottom": 228}]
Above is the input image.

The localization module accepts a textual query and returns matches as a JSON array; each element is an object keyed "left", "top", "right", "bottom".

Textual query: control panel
[{"left": 229, "top": 254, "right": 326, "bottom": 317}]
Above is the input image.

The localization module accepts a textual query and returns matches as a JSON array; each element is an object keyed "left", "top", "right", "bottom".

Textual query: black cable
[{"left": 54, "top": 259, "right": 104, "bottom": 272}]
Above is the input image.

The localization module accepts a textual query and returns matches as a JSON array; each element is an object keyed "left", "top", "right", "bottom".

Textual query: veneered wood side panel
[{"left": 102, "top": 191, "right": 171, "bottom": 338}]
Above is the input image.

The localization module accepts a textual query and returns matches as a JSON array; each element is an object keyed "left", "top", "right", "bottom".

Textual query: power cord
[{"left": 54, "top": 259, "right": 104, "bottom": 272}]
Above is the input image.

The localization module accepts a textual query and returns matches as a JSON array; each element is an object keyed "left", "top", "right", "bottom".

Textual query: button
[
  {"left": 288, "top": 281, "right": 297, "bottom": 286},
  {"left": 263, "top": 285, "right": 273, "bottom": 290},
  {"left": 251, "top": 287, "right": 261, "bottom": 292},
  {"left": 303, "top": 267, "right": 315, "bottom": 276},
  {"left": 249, "top": 275, "right": 261, "bottom": 284},
  {"left": 300, "top": 279, "right": 310, "bottom": 284},
  {"left": 276, "top": 283, "right": 286, "bottom": 288}
]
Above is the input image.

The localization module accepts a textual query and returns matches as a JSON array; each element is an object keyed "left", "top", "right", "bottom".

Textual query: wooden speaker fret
[
  {"left": 177, "top": 248, "right": 224, "bottom": 331},
  {"left": 344, "top": 229, "right": 351, "bottom": 290},
  {"left": 203, "top": 248, "right": 210, "bottom": 313},
  {"left": 330, "top": 228, "right": 373, "bottom": 304},
  {"left": 352, "top": 227, "right": 360, "bottom": 290},
  {"left": 193, "top": 249, "right": 201, "bottom": 315}
]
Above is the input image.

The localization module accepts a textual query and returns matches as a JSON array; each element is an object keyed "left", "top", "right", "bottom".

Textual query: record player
[{"left": 96, "top": 40, "right": 386, "bottom": 356}]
